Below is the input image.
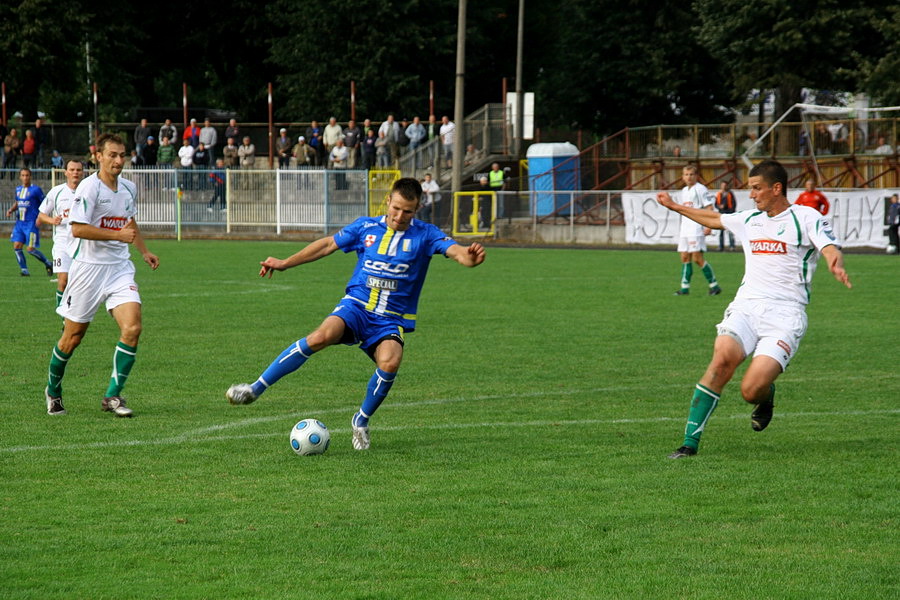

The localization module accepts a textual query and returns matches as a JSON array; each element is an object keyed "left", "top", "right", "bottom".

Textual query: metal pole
[
  {"left": 182, "top": 83, "right": 188, "bottom": 131},
  {"left": 501, "top": 77, "right": 508, "bottom": 154},
  {"left": 429, "top": 80, "right": 434, "bottom": 117},
  {"left": 451, "top": 0, "right": 467, "bottom": 195},
  {"left": 350, "top": 80, "right": 356, "bottom": 122},
  {"left": 267, "top": 82, "right": 274, "bottom": 169},
  {"left": 515, "top": 0, "right": 525, "bottom": 157},
  {"left": 2, "top": 82, "right": 7, "bottom": 126},
  {"left": 92, "top": 82, "right": 99, "bottom": 139}
]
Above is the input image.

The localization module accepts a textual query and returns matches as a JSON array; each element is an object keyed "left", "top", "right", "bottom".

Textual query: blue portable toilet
[{"left": 527, "top": 142, "right": 580, "bottom": 217}]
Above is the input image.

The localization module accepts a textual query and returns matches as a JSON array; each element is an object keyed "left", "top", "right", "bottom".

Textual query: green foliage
[{"left": 0, "top": 241, "right": 896, "bottom": 598}]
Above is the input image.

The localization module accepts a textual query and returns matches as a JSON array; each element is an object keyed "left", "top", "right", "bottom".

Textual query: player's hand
[
  {"left": 143, "top": 252, "right": 160, "bottom": 270},
  {"left": 703, "top": 227, "right": 712, "bottom": 236},
  {"left": 53, "top": 216, "right": 63, "bottom": 225},
  {"left": 118, "top": 223, "right": 138, "bottom": 243},
  {"left": 656, "top": 192, "right": 675, "bottom": 209},
  {"left": 467, "top": 242, "right": 486, "bottom": 266},
  {"left": 831, "top": 265, "right": 852, "bottom": 289},
  {"left": 259, "top": 257, "right": 285, "bottom": 278}
]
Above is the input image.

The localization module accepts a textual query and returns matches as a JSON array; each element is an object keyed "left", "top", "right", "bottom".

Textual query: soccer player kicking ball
[
  {"left": 656, "top": 160, "right": 851, "bottom": 459},
  {"left": 44, "top": 134, "right": 159, "bottom": 417},
  {"left": 227, "top": 177, "right": 485, "bottom": 450}
]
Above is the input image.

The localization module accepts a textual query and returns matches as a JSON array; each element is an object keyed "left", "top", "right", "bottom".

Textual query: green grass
[{"left": 0, "top": 241, "right": 897, "bottom": 599}]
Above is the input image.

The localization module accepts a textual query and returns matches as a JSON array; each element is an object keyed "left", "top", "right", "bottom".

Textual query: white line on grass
[{"left": 2, "top": 408, "right": 896, "bottom": 454}]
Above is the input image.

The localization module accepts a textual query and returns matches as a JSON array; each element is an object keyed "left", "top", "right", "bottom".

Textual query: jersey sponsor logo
[
  {"left": 749, "top": 239, "right": 787, "bottom": 254},
  {"left": 402, "top": 239, "right": 411, "bottom": 252},
  {"left": 366, "top": 275, "right": 398, "bottom": 290},
  {"left": 363, "top": 259, "right": 410, "bottom": 274},
  {"left": 100, "top": 216, "right": 129, "bottom": 230},
  {"left": 364, "top": 234, "right": 377, "bottom": 247},
  {"left": 362, "top": 221, "right": 378, "bottom": 228}
]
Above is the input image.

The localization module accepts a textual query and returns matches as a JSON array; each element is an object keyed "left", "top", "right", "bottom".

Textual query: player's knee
[
  {"left": 120, "top": 321, "right": 142, "bottom": 345},
  {"left": 740, "top": 380, "right": 768, "bottom": 404}
]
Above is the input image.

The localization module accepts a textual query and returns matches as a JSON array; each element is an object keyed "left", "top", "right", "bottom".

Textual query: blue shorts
[
  {"left": 10, "top": 222, "right": 40, "bottom": 247},
  {"left": 331, "top": 297, "right": 405, "bottom": 359}
]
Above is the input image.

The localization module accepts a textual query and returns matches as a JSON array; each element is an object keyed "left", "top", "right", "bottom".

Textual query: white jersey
[
  {"left": 678, "top": 182, "right": 714, "bottom": 237},
  {"left": 39, "top": 183, "right": 78, "bottom": 248},
  {"left": 721, "top": 205, "right": 839, "bottom": 306},
  {"left": 68, "top": 173, "right": 138, "bottom": 265}
]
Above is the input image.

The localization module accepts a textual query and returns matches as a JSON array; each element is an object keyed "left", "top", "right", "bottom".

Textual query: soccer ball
[{"left": 289, "top": 419, "right": 330, "bottom": 456}]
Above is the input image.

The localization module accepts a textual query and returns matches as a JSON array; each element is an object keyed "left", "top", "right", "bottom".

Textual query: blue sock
[
  {"left": 354, "top": 368, "right": 396, "bottom": 427},
  {"left": 27, "top": 249, "right": 51, "bottom": 267},
  {"left": 14, "top": 249, "right": 27, "bottom": 271},
  {"left": 251, "top": 338, "right": 314, "bottom": 397}
]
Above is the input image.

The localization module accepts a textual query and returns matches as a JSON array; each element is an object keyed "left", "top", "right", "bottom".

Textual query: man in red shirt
[{"left": 795, "top": 179, "right": 829, "bottom": 215}]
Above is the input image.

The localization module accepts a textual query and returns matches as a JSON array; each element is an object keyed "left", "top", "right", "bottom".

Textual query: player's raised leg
[
  {"left": 226, "top": 316, "right": 344, "bottom": 405},
  {"left": 740, "top": 355, "right": 782, "bottom": 432}
]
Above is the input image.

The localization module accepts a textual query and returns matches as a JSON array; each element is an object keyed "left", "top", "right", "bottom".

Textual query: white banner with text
[{"left": 622, "top": 188, "right": 898, "bottom": 248}]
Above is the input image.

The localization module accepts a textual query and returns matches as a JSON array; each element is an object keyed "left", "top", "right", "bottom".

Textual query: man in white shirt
[
  {"left": 672, "top": 165, "right": 721, "bottom": 296},
  {"left": 200, "top": 118, "right": 218, "bottom": 161},
  {"left": 37, "top": 159, "right": 83, "bottom": 308},
  {"left": 439, "top": 115, "right": 455, "bottom": 168},
  {"left": 419, "top": 173, "right": 441, "bottom": 223},
  {"left": 44, "top": 133, "right": 159, "bottom": 418},
  {"left": 657, "top": 159, "right": 851, "bottom": 459}
]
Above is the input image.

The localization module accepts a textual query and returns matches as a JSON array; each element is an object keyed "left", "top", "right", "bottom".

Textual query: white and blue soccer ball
[{"left": 289, "top": 419, "right": 330, "bottom": 456}]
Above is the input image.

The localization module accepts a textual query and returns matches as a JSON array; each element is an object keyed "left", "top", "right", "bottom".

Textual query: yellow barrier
[
  {"left": 367, "top": 169, "right": 401, "bottom": 216},
  {"left": 452, "top": 191, "right": 496, "bottom": 237}
]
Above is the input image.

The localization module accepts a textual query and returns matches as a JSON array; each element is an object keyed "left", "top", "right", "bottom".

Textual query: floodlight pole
[
  {"left": 451, "top": 0, "right": 467, "bottom": 195},
  {"left": 514, "top": 0, "right": 524, "bottom": 157},
  {"left": 268, "top": 82, "right": 274, "bottom": 169}
]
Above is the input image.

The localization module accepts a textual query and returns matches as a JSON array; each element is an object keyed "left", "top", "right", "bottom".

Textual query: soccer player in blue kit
[
  {"left": 6, "top": 167, "right": 54, "bottom": 276},
  {"left": 226, "top": 177, "right": 486, "bottom": 449}
]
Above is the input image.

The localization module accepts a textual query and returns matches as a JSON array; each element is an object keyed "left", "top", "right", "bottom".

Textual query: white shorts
[
  {"left": 677, "top": 236, "right": 707, "bottom": 253},
  {"left": 51, "top": 245, "right": 72, "bottom": 274},
  {"left": 716, "top": 299, "right": 808, "bottom": 371},
  {"left": 57, "top": 260, "right": 141, "bottom": 323}
]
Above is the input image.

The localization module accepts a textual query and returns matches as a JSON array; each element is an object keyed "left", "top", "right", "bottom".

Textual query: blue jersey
[
  {"left": 334, "top": 216, "right": 457, "bottom": 331},
  {"left": 13, "top": 184, "right": 45, "bottom": 224}
]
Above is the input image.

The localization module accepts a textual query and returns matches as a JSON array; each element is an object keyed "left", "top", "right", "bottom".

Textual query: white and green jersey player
[
  {"left": 673, "top": 166, "right": 721, "bottom": 295},
  {"left": 657, "top": 160, "right": 851, "bottom": 458},
  {"left": 37, "top": 159, "right": 84, "bottom": 306}
]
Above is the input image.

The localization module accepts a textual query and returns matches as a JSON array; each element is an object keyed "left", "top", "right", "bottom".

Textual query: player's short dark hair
[
  {"left": 749, "top": 159, "right": 788, "bottom": 193},
  {"left": 65, "top": 159, "right": 82, "bottom": 169},
  {"left": 391, "top": 177, "right": 422, "bottom": 204},
  {"left": 96, "top": 133, "right": 125, "bottom": 153},
  {"left": 19, "top": 167, "right": 31, "bottom": 175}
]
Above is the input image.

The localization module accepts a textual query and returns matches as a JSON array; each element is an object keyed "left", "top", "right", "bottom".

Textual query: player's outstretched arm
[
  {"left": 446, "top": 242, "right": 485, "bottom": 267},
  {"left": 36, "top": 212, "right": 61, "bottom": 226},
  {"left": 821, "top": 245, "right": 851, "bottom": 289},
  {"left": 259, "top": 235, "right": 339, "bottom": 278},
  {"left": 656, "top": 192, "right": 723, "bottom": 230}
]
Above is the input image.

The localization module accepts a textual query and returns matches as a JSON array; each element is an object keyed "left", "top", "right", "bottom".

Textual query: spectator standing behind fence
[
  {"left": 306, "top": 120, "right": 323, "bottom": 167},
  {"left": 715, "top": 181, "right": 737, "bottom": 251},
  {"left": 21, "top": 130, "right": 37, "bottom": 169},
  {"left": 886, "top": 193, "right": 900, "bottom": 255},
  {"left": 406, "top": 116, "right": 425, "bottom": 166},
  {"left": 329, "top": 138, "right": 349, "bottom": 169},
  {"left": 200, "top": 119, "right": 217, "bottom": 161},
  {"left": 178, "top": 138, "right": 195, "bottom": 169},
  {"left": 207, "top": 159, "right": 226, "bottom": 212},
  {"left": 143, "top": 136, "right": 158, "bottom": 166},
  {"left": 397, "top": 118, "right": 411, "bottom": 158},
  {"left": 157, "top": 136, "right": 176, "bottom": 167},
  {"left": 379, "top": 115, "right": 400, "bottom": 166},
  {"left": 795, "top": 179, "right": 829, "bottom": 215},
  {"left": 343, "top": 120, "right": 362, "bottom": 169},
  {"left": 3, "top": 128, "right": 19, "bottom": 177},
  {"left": 424, "top": 115, "right": 440, "bottom": 168},
  {"left": 419, "top": 172, "right": 440, "bottom": 224},
  {"left": 51, "top": 150, "right": 64, "bottom": 169},
  {"left": 873, "top": 136, "right": 894, "bottom": 155},
  {"left": 276, "top": 129, "right": 292, "bottom": 169},
  {"left": 222, "top": 137, "right": 238, "bottom": 168},
  {"left": 183, "top": 118, "right": 200, "bottom": 148},
  {"left": 224, "top": 119, "right": 240, "bottom": 147},
  {"left": 292, "top": 136, "right": 314, "bottom": 168},
  {"left": 440, "top": 116, "right": 455, "bottom": 168},
  {"left": 375, "top": 130, "right": 389, "bottom": 168},
  {"left": 34, "top": 118, "right": 48, "bottom": 167},
  {"left": 133, "top": 118, "right": 151, "bottom": 161},
  {"left": 193, "top": 142, "right": 210, "bottom": 170},
  {"left": 362, "top": 129, "right": 377, "bottom": 169},
  {"left": 238, "top": 136, "right": 255, "bottom": 168},
  {"left": 159, "top": 119, "right": 177, "bottom": 146},
  {"left": 0, "top": 121, "right": 7, "bottom": 169},
  {"left": 323, "top": 117, "right": 342, "bottom": 158}
]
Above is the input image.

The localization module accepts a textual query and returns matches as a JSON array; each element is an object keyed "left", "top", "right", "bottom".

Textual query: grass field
[{"left": 0, "top": 240, "right": 897, "bottom": 599}]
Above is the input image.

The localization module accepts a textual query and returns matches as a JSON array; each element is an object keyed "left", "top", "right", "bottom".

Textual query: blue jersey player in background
[
  {"left": 227, "top": 177, "right": 486, "bottom": 450},
  {"left": 6, "top": 167, "right": 53, "bottom": 276}
]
